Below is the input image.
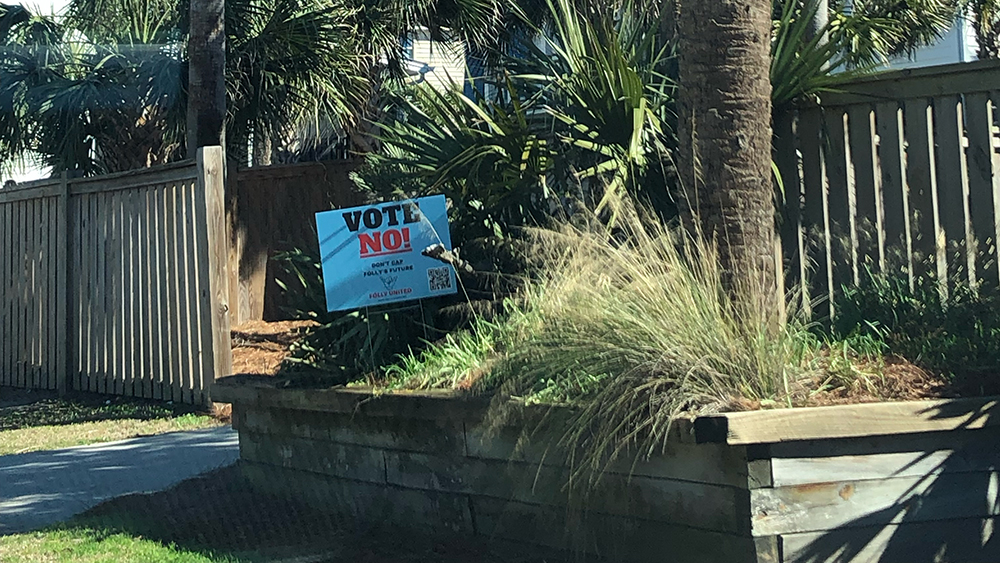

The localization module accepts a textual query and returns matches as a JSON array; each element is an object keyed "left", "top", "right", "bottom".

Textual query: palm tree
[
  {"left": 369, "top": 0, "right": 677, "bottom": 237},
  {"left": 677, "top": 0, "right": 776, "bottom": 299},
  {"left": 367, "top": 0, "right": 963, "bottom": 247},
  {"left": 676, "top": 0, "right": 957, "bottom": 299},
  {"left": 0, "top": 0, "right": 511, "bottom": 174},
  {"left": 188, "top": 0, "right": 225, "bottom": 151},
  {"left": 964, "top": 0, "right": 1000, "bottom": 58},
  {"left": 0, "top": 1, "right": 188, "bottom": 176},
  {"left": 225, "top": 0, "right": 376, "bottom": 165}
]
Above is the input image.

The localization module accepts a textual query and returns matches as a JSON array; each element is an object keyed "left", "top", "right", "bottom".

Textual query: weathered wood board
[
  {"left": 225, "top": 385, "right": 1000, "bottom": 563},
  {"left": 752, "top": 471, "right": 1000, "bottom": 536},
  {"left": 696, "top": 398, "right": 1000, "bottom": 445},
  {"left": 0, "top": 150, "right": 231, "bottom": 404},
  {"left": 384, "top": 449, "right": 750, "bottom": 534},
  {"left": 782, "top": 516, "right": 1000, "bottom": 563},
  {"left": 770, "top": 446, "right": 1000, "bottom": 487}
]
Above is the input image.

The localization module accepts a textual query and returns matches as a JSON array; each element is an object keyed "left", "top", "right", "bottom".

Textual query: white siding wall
[
  {"left": 883, "top": 17, "right": 979, "bottom": 70},
  {"left": 409, "top": 29, "right": 466, "bottom": 93}
]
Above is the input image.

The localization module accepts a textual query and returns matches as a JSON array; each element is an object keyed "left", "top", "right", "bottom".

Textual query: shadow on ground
[
  {"left": 68, "top": 462, "right": 568, "bottom": 563},
  {"left": 0, "top": 386, "right": 211, "bottom": 430}
]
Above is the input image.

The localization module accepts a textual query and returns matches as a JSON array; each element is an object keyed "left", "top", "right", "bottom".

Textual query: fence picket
[
  {"left": 27, "top": 199, "right": 37, "bottom": 388},
  {"left": 84, "top": 195, "right": 95, "bottom": 392},
  {"left": 932, "top": 95, "right": 973, "bottom": 287},
  {"left": 798, "top": 108, "right": 832, "bottom": 318},
  {"left": 34, "top": 199, "right": 42, "bottom": 388},
  {"left": 96, "top": 192, "right": 108, "bottom": 394},
  {"left": 775, "top": 111, "right": 803, "bottom": 298},
  {"left": 37, "top": 199, "right": 46, "bottom": 388},
  {"left": 110, "top": 191, "right": 123, "bottom": 396},
  {"left": 58, "top": 176, "right": 70, "bottom": 394},
  {"left": 185, "top": 180, "right": 206, "bottom": 402},
  {"left": 965, "top": 92, "right": 999, "bottom": 287},
  {"left": 1, "top": 201, "right": 9, "bottom": 386},
  {"left": 15, "top": 201, "right": 25, "bottom": 387},
  {"left": 23, "top": 199, "right": 32, "bottom": 386},
  {"left": 139, "top": 188, "right": 151, "bottom": 398},
  {"left": 824, "top": 107, "right": 855, "bottom": 291},
  {"left": 151, "top": 185, "right": 167, "bottom": 400},
  {"left": 848, "top": 105, "right": 881, "bottom": 273},
  {"left": 179, "top": 181, "right": 197, "bottom": 405},
  {"left": 10, "top": 199, "right": 16, "bottom": 386},
  {"left": 43, "top": 198, "right": 53, "bottom": 389},
  {"left": 166, "top": 184, "right": 183, "bottom": 402},
  {"left": 874, "top": 102, "right": 910, "bottom": 284},
  {"left": 4, "top": 201, "right": 12, "bottom": 385},
  {"left": 902, "top": 98, "right": 939, "bottom": 283},
  {"left": 130, "top": 189, "right": 141, "bottom": 398}
]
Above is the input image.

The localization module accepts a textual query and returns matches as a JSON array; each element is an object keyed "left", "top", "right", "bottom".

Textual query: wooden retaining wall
[
  {"left": 697, "top": 398, "right": 1000, "bottom": 563},
  {"left": 217, "top": 380, "right": 1000, "bottom": 562},
  {"left": 217, "top": 380, "right": 760, "bottom": 563},
  {"left": 0, "top": 148, "right": 231, "bottom": 403}
]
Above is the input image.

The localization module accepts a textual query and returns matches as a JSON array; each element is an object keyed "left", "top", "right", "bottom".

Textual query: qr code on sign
[{"left": 427, "top": 267, "right": 452, "bottom": 291}]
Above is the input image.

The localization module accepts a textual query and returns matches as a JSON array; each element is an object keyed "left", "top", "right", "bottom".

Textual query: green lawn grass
[{"left": 0, "top": 528, "right": 243, "bottom": 563}]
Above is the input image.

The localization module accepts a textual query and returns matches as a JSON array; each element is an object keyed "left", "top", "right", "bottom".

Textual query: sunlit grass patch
[
  {"left": 0, "top": 414, "right": 220, "bottom": 456},
  {"left": 0, "top": 527, "right": 243, "bottom": 563}
]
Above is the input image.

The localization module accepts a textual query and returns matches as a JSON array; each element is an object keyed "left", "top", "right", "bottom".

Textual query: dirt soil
[
  {"left": 802, "top": 356, "right": 954, "bottom": 407},
  {"left": 231, "top": 320, "right": 317, "bottom": 376},
  {"left": 228, "top": 321, "right": 960, "bottom": 412},
  {"left": 727, "top": 355, "right": 955, "bottom": 412},
  {"left": 77, "top": 463, "right": 569, "bottom": 563}
]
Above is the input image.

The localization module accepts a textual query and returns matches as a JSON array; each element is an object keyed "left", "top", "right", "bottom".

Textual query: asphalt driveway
[{"left": 0, "top": 426, "right": 238, "bottom": 534}]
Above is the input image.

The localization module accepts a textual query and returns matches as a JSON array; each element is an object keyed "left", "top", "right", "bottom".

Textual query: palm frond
[{"left": 770, "top": 0, "right": 874, "bottom": 110}]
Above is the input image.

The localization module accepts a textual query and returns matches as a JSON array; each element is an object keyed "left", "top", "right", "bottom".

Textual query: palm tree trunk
[
  {"left": 252, "top": 131, "right": 272, "bottom": 166},
  {"left": 970, "top": 1, "right": 999, "bottom": 59},
  {"left": 187, "top": 0, "right": 226, "bottom": 152},
  {"left": 677, "top": 0, "right": 775, "bottom": 301}
]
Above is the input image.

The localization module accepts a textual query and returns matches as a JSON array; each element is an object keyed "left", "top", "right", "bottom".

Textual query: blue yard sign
[{"left": 315, "top": 194, "right": 458, "bottom": 312}]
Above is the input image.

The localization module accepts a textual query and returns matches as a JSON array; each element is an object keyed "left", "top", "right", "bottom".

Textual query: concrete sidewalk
[{"left": 0, "top": 426, "right": 238, "bottom": 534}]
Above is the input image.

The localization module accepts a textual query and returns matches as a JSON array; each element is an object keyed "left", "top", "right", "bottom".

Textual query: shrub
[
  {"left": 832, "top": 269, "right": 1000, "bottom": 394},
  {"left": 271, "top": 247, "right": 440, "bottom": 385},
  {"left": 271, "top": 234, "right": 530, "bottom": 384},
  {"left": 388, "top": 209, "right": 831, "bottom": 487}
]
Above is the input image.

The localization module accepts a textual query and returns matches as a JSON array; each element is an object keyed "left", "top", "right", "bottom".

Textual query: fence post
[
  {"left": 56, "top": 172, "right": 70, "bottom": 395},
  {"left": 196, "top": 147, "right": 232, "bottom": 403}
]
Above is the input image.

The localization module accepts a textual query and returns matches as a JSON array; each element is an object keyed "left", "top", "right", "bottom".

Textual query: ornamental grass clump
[{"left": 481, "top": 210, "right": 817, "bottom": 482}]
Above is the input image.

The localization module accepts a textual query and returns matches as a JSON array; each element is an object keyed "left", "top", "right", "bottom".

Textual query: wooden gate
[{"left": 0, "top": 147, "right": 231, "bottom": 404}]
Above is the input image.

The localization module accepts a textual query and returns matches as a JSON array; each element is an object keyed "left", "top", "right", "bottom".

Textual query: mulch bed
[
  {"left": 231, "top": 320, "right": 317, "bottom": 377},
  {"left": 228, "top": 321, "right": 959, "bottom": 410}
]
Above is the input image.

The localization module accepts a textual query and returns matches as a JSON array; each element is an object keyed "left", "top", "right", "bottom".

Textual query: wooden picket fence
[
  {"left": 776, "top": 59, "right": 1000, "bottom": 316},
  {"left": 0, "top": 147, "right": 231, "bottom": 404}
]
